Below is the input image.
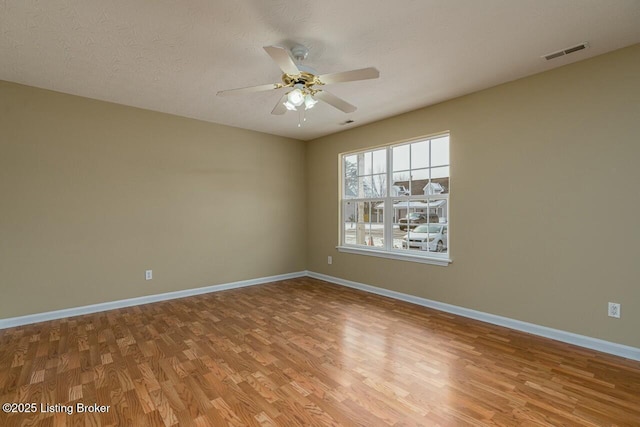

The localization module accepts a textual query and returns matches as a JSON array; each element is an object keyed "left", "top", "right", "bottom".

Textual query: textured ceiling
[{"left": 1, "top": 0, "right": 639, "bottom": 140}]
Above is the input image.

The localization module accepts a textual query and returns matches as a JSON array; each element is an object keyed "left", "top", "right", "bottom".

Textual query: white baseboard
[
  {"left": 3, "top": 270, "right": 638, "bottom": 362},
  {"left": 0, "top": 271, "right": 307, "bottom": 329},
  {"left": 306, "top": 271, "right": 640, "bottom": 362}
]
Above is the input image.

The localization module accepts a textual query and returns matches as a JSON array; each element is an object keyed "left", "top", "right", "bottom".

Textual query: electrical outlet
[
  {"left": 608, "top": 302, "right": 620, "bottom": 318},
  {"left": 327, "top": 256, "right": 333, "bottom": 265},
  {"left": 145, "top": 270, "right": 153, "bottom": 280}
]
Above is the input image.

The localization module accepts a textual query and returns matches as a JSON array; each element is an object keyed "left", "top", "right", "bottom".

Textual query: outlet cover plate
[{"left": 608, "top": 302, "right": 620, "bottom": 318}]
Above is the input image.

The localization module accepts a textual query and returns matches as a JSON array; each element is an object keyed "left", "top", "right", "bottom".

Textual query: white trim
[
  {"left": 336, "top": 245, "right": 452, "bottom": 266},
  {"left": 307, "top": 271, "right": 640, "bottom": 362},
  {"left": 4, "top": 269, "right": 637, "bottom": 362},
  {"left": 0, "top": 271, "right": 307, "bottom": 329}
]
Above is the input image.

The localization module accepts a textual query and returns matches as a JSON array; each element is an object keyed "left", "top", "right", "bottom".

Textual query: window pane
[
  {"left": 393, "top": 199, "right": 440, "bottom": 249},
  {"left": 369, "top": 173, "right": 387, "bottom": 197},
  {"left": 344, "top": 155, "right": 357, "bottom": 198},
  {"left": 431, "top": 166, "right": 449, "bottom": 179},
  {"left": 395, "top": 200, "right": 436, "bottom": 228},
  {"left": 425, "top": 179, "right": 448, "bottom": 195},
  {"left": 401, "top": 222, "right": 448, "bottom": 253},
  {"left": 343, "top": 201, "right": 384, "bottom": 247},
  {"left": 429, "top": 167, "right": 450, "bottom": 195},
  {"left": 357, "top": 176, "right": 370, "bottom": 198},
  {"left": 412, "top": 169, "right": 430, "bottom": 180},
  {"left": 356, "top": 152, "right": 366, "bottom": 175},
  {"left": 369, "top": 215, "right": 385, "bottom": 248},
  {"left": 392, "top": 199, "right": 409, "bottom": 249},
  {"left": 431, "top": 136, "right": 449, "bottom": 167},
  {"left": 392, "top": 172, "right": 410, "bottom": 196},
  {"left": 392, "top": 144, "right": 409, "bottom": 172},
  {"left": 353, "top": 202, "right": 368, "bottom": 245},
  {"left": 344, "top": 176, "right": 357, "bottom": 198},
  {"left": 373, "top": 149, "right": 386, "bottom": 174},
  {"left": 344, "top": 155, "right": 357, "bottom": 176},
  {"left": 411, "top": 140, "right": 430, "bottom": 169},
  {"left": 410, "top": 168, "right": 429, "bottom": 195},
  {"left": 363, "top": 151, "right": 372, "bottom": 175},
  {"left": 343, "top": 201, "right": 357, "bottom": 244},
  {"left": 426, "top": 198, "right": 448, "bottom": 224},
  {"left": 395, "top": 199, "right": 447, "bottom": 253}
]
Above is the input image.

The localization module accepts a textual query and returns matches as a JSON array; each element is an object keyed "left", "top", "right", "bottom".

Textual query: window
[{"left": 339, "top": 134, "right": 450, "bottom": 265}]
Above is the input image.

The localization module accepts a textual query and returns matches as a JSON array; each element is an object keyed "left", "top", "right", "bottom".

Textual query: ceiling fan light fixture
[
  {"left": 283, "top": 100, "right": 297, "bottom": 111},
  {"left": 287, "top": 88, "right": 305, "bottom": 107},
  {"left": 304, "top": 94, "right": 318, "bottom": 110}
]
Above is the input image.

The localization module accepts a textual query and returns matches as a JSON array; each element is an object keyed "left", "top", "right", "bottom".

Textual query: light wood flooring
[{"left": 1, "top": 277, "right": 639, "bottom": 426}]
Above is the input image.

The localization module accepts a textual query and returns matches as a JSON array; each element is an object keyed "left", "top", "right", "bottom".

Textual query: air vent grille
[{"left": 543, "top": 42, "right": 589, "bottom": 60}]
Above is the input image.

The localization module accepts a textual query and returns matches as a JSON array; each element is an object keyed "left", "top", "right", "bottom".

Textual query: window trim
[
  {"left": 339, "top": 133, "right": 451, "bottom": 266},
  {"left": 336, "top": 245, "right": 452, "bottom": 266}
]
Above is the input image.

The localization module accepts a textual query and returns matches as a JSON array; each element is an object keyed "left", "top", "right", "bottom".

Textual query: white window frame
[{"left": 337, "top": 134, "right": 452, "bottom": 266}]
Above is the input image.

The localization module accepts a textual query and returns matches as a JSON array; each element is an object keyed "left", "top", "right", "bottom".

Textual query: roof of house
[{"left": 393, "top": 178, "right": 449, "bottom": 196}]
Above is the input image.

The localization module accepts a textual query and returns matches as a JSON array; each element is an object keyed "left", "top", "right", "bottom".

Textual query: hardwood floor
[{"left": 1, "top": 277, "right": 639, "bottom": 426}]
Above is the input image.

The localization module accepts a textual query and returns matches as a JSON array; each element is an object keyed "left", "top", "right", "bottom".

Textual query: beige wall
[
  {"left": 306, "top": 44, "right": 640, "bottom": 348},
  {"left": 2, "top": 45, "right": 639, "bottom": 349},
  {"left": 0, "top": 81, "right": 306, "bottom": 318}
]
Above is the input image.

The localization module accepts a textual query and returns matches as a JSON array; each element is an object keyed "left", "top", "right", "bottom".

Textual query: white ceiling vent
[{"left": 542, "top": 42, "right": 589, "bottom": 60}]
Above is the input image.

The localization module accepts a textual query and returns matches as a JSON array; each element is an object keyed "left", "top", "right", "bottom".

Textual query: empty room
[{"left": 1, "top": 1, "right": 640, "bottom": 426}]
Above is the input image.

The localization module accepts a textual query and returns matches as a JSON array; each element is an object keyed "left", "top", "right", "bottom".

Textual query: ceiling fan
[{"left": 216, "top": 45, "right": 379, "bottom": 120}]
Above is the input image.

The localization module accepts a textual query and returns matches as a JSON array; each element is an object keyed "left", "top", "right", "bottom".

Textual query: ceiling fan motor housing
[{"left": 281, "top": 71, "right": 320, "bottom": 88}]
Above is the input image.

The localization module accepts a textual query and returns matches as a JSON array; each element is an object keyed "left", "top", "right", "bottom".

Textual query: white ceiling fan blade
[
  {"left": 217, "top": 83, "right": 281, "bottom": 97},
  {"left": 314, "top": 90, "right": 357, "bottom": 113},
  {"left": 263, "top": 46, "right": 300, "bottom": 76},
  {"left": 271, "top": 94, "right": 288, "bottom": 115},
  {"left": 318, "top": 67, "right": 379, "bottom": 85}
]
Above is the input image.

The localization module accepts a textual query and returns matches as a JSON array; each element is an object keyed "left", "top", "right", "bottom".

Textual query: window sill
[{"left": 336, "top": 246, "right": 452, "bottom": 266}]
